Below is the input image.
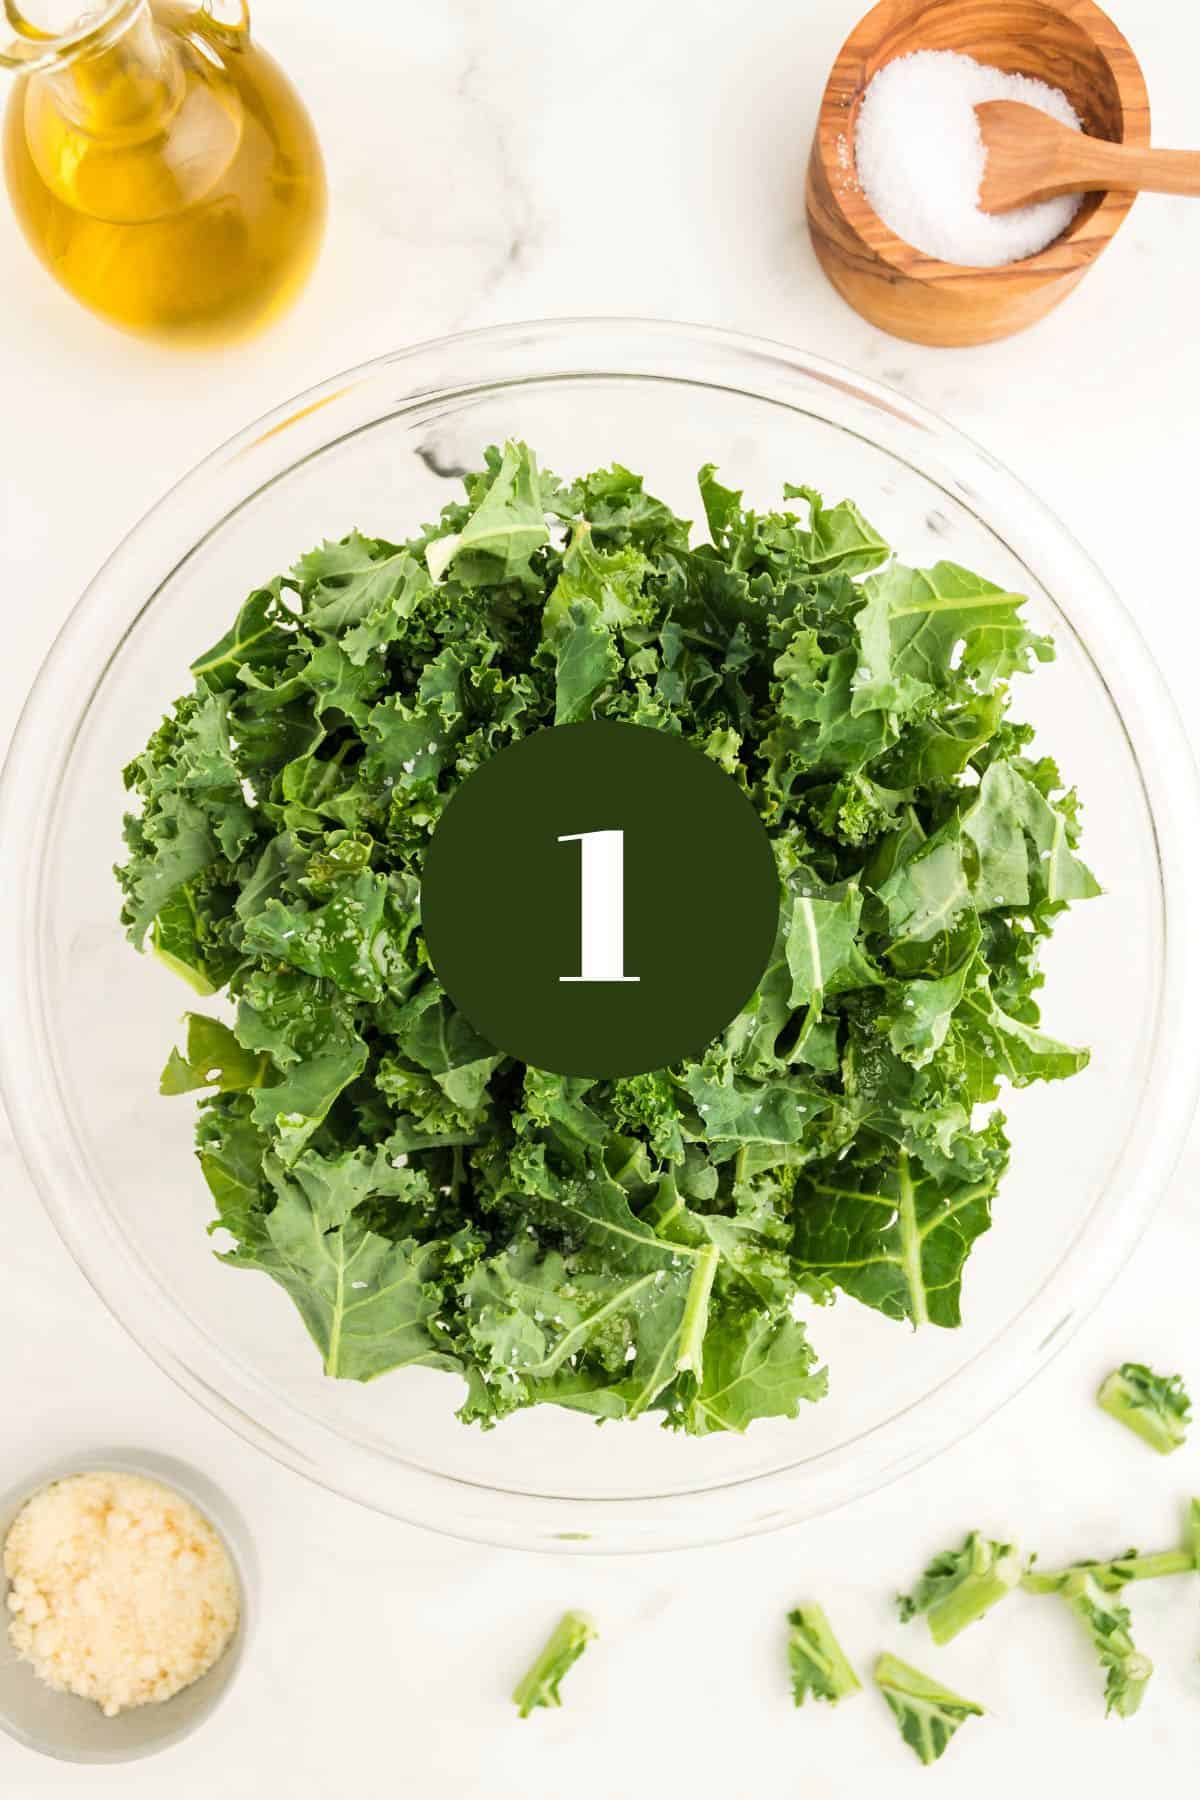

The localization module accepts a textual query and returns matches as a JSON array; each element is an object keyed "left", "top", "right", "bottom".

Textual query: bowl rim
[
  {"left": 0, "top": 1448, "right": 254, "bottom": 1763},
  {"left": 813, "top": 0, "right": 1151, "bottom": 284},
  {"left": 2, "top": 316, "right": 1199, "bottom": 1553}
]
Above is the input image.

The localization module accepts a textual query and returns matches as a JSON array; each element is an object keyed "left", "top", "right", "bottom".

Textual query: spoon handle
[{"left": 1058, "top": 138, "right": 1200, "bottom": 201}]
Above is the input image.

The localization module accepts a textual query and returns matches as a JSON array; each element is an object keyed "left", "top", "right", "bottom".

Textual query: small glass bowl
[
  {"left": 2, "top": 319, "right": 1198, "bottom": 1553},
  {"left": 0, "top": 1450, "right": 254, "bottom": 1762}
]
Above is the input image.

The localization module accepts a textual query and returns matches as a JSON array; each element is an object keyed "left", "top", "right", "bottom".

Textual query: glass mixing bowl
[{"left": 3, "top": 320, "right": 1198, "bottom": 1553}]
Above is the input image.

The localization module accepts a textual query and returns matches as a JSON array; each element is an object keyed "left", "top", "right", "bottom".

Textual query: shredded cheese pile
[{"left": 4, "top": 1471, "right": 239, "bottom": 1717}]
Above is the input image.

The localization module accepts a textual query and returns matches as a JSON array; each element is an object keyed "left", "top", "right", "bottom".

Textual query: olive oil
[{"left": 3, "top": 1, "right": 325, "bottom": 343}]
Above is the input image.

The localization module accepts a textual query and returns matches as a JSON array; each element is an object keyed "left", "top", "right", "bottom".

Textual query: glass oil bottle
[{"left": 3, "top": 0, "right": 326, "bottom": 342}]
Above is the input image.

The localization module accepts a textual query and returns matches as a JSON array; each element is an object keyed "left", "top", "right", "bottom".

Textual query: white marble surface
[{"left": 3, "top": 1, "right": 1200, "bottom": 1793}]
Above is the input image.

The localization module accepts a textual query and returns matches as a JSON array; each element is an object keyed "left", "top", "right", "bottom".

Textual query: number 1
[{"left": 558, "top": 829, "right": 640, "bottom": 984}]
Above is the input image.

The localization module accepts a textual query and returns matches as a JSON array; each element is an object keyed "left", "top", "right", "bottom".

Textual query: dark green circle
[{"left": 420, "top": 721, "right": 779, "bottom": 1078}]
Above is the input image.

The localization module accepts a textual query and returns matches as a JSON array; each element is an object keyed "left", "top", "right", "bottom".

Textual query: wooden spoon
[{"left": 977, "top": 100, "right": 1200, "bottom": 214}]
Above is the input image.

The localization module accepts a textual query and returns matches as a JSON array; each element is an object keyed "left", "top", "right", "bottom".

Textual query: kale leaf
[{"left": 118, "top": 444, "right": 1095, "bottom": 1430}]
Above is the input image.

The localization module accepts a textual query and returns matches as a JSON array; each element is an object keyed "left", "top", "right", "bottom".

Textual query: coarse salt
[{"left": 854, "top": 50, "right": 1083, "bottom": 267}]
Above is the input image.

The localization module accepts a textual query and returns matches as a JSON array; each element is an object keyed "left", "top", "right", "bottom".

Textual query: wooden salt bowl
[{"left": 806, "top": 0, "right": 1150, "bottom": 346}]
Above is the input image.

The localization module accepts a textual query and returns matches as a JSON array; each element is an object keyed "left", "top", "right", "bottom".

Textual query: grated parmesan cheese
[{"left": 4, "top": 1471, "right": 239, "bottom": 1718}]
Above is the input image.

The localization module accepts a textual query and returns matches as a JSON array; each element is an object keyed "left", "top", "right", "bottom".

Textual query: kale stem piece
[
  {"left": 512, "top": 1611, "right": 598, "bottom": 1717},
  {"left": 1022, "top": 1497, "right": 1200, "bottom": 1594},
  {"left": 1097, "top": 1362, "right": 1192, "bottom": 1455},
  {"left": 1023, "top": 1548, "right": 1194, "bottom": 1595},
  {"left": 873, "top": 1653, "right": 983, "bottom": 1764},
  {"left": 1061, "top": 1571, "right": 1152, "bottom": 1719},
  {"left": 787, "top": 1603, "right": 862, "bottom": 1706},
  {"left": 897, "top": 1531, "right": 1021, "bottom": 1643}
]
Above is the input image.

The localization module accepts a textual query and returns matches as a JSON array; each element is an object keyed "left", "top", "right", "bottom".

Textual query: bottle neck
[
  {"left": 15, "top": 1, "right": 246, "bottom": 223},
  {"left": 39, "top": 2, "right": 182, "bottom": 137}
]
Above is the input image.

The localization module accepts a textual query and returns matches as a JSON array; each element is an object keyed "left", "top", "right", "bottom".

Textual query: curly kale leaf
[
  {"left": 218, "top": 1147, "right": 472, "bottom": 1382},
  {"left": 117, "top": 444, "right": 1096, "bottom": 1428},
  {"left": 792, "top": 1140, "right": 1005, "bottom": 1329}
]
